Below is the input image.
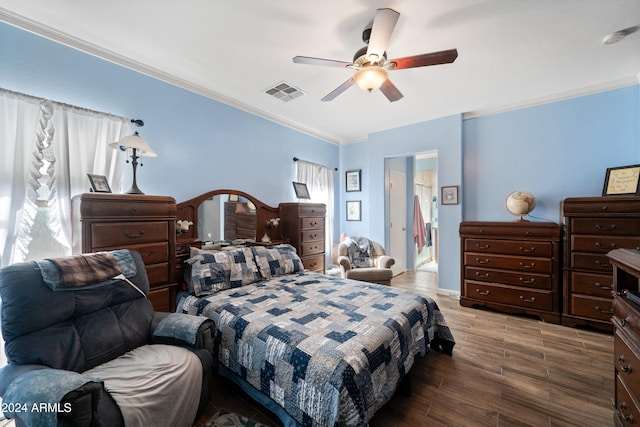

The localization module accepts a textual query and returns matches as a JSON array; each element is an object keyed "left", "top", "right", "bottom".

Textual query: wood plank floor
[{"left": 194, "top": 270, "right": 614, "bottom": 427}]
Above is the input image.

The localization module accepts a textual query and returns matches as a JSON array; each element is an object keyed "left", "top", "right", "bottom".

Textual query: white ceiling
[{"left": 1, "top": 1, "right": 639, "bottom": 144}]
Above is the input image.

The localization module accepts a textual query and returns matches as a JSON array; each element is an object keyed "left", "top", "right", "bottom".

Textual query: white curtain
[
  {"left": 0, "top": 88, "right": 129, "bottom": 266},
  {"left": 296, "top": 160, "right": 335, "bottom": 266}
]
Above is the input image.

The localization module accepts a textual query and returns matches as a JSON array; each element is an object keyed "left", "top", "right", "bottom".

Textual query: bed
[{"left": 176, "top": 243, "right": 455, "bottom": 427}]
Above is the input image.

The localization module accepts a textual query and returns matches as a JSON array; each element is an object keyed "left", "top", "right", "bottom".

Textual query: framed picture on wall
[
  {"left": 602, "top": 164, "right": 640, "bottom": 196},
  {"left": 346, "top": 200, "right": 361, "bottom": 221},
  {"left": 292, "top": 182, "right": 311, "bottom": 199},
  {"left": 441, "top": 185, "right": 459, "bottom": 205},
  {"left": 87, "top": 174, "right": 111, "bottom": 193},
  {"left": 346, "top": 170, "right": 361, "bottom": 192}
]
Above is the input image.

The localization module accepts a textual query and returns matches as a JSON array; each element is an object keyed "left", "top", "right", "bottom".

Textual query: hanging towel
[{"left": 413, "top": 195, "right": 427, "bottom": 252}]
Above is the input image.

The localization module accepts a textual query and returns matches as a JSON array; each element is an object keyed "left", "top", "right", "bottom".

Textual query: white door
[{"left": 389, "top": 170, "right": 406, "bottom": 275}]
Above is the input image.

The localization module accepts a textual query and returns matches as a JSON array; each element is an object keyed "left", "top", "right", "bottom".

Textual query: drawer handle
[
  {"left": 475, "top": 258, "right": 490, "bottom": 264},
  {"left": 595, "top": 224, "right": 616, "bottom": 231},
  {"left": 594, "top": 282, "right": 612, "bottom": 291},
  {"left": 475, "top": 271, "right": 490, "bottom": 278},
  {"left": 618, "top": 355, "right": 633, "bottom": 373},
  {"left": 594, "top": 259, "right": 611, "bottom": 267},
  {"left": 622, "top": 317, "right": 630, "bottom": 327},
  {"left": 519, "top": 262, "right": 536, "bottom": 269},
  {"left": 602, "top": 205, "right": 609, "bottom": 212},
  {"left": 619, "top": 402, "right": 635, "bottom": 424},
  {"left": 524, "top": 231, "right": 532, "bottom": 237},
  {"left": 130, "top": 207, "right": 138, "bottom": 214},
  {"left": 519, "top": 295, "right": 536, "bottom": 303},
  {"left": 519, "top": 277, "right": 536, "bottom": 284},
  {"left": 475, "top": 288, "right": 490, "bottom": 296},
  {"left": 310, "top": 221, "right": 318, "bottom": 226},
  {"left": 595, "top": 242, "right": 618, "bottom": 249},
  {"left": 594, "top": 305, "right": 613, "bottom": 315},
  {"left": 475, "top": 243, "right": 490, "bottom": 249},
  {"left": 124, "top": 230, "right": 145, "bottom": 238},
  {"left": 310, "top": 234, "right": 318, "bottom": 239},
  {"left": 519, "top": 246, "right": 535, "bottom": 253}
]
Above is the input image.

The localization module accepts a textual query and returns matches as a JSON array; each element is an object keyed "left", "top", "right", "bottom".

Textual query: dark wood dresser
[
  {"left": 608, "top": 248, "right": 640, "bottom": 426},
  {"left": 75, "top": 193, "right": 177, "bottom": 312},
  {"left": 279, "top": 203, "right": 326, "bottom": 273},
  {"left": 459, "top": 221, "right": 561, "bottom": 323},
  {"left": 561, "top": 197, "right": 640, "bottom": 331}
]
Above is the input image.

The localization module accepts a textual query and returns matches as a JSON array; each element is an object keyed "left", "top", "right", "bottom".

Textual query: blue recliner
[{"left": 0, "top": 250, "right": 214, "bottom": 427}]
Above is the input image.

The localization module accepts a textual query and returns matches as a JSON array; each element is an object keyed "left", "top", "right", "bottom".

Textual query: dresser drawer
[
  {"left": 615, "top": 329, "right": 640, "bottom": 404},
  {"left": 614, "top": 296, "right": 640, "bottom": 339},
  {"left": 563, "top": 197, "right": 640, "bottom": 215},
  {"left": 571, "top": 235, "right": 640, "bottom": 254},
  {"left": 464, "top": 280, "right": 553, "bottom": 311},
  {"left": 460, "top": 222, "right": 560, "bottom": 239},
  {"left": 300, "top": 240, "right": 324, "bottom": 256},
  {"left": 615, "top": 375, "right": 640, "bottom": 426},
  {"left": 570, "top": 271, "right": 614, "bottom": 298},
  {"left": 148, "top": 286, "right": 171, "bottom": 312},
  {"left": 90, "top": 222, "right": 169, "bottom": 248},
  {"left": 80, "top": 195, "right": 176, "bottom": 218},
  {"left": 570, "top": 218, "right": 640, "bottom": 236},
  {"left": 301, "top": 229, "right": 324, "bottom": 243},
  {"left": 145, "top": 262, "right": 170, "bottom": 285},
  {"left": 464, "top": 253, "right": 552, "bottom": 274},
  {"left": 302, "top": 254, "right": 324, "bottom": 273},
  {"left": 465, "top": 267, "right": 551, "bottom": 290},
  {"left": 570, "top": 294, "right": 613, "bottom": 321},
  {"left": 301, "top": 217, "right": 323, "bottom": 230},
  {"left": 465, "top": 238, "right": 552, "bottom": 257},
  {"left": 570, "top": 253, "right": 613, "bottom": 272}
]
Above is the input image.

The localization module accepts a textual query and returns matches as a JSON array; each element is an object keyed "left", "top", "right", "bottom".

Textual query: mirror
[
  {"left": 176, "top": 189, "right": 279, "bottom": 244},
  {"left": 198, "top": 194, "right": 257, "bottom": 241}
]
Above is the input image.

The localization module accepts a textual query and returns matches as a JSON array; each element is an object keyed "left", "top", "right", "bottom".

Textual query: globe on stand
[{"left": 505, "top": 191, "right": 536, "bottom": 221}]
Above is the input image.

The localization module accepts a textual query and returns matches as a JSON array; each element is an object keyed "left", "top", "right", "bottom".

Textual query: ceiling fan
[{"left": 293, "top": 8, "right": 458, "bottom": 102}]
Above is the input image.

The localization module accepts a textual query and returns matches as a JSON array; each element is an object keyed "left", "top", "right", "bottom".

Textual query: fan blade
[
  {"left": 389, "top": 49, "right": 458, "bottom": 70},
  {"left": 380, "top": 79, "right": 403, "bottom": 102},
  {"left": 293, "top": 56, "right": 353, "bottom": 68},
  {"left": 321, "top": 78, "right": 355, "bottom": 102},
  {"left": 366, "top": 8, "right": 400, "bottom": 63}
]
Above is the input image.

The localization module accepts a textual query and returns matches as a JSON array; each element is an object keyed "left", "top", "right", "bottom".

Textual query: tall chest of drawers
[
  {"left": 279, "top": 203, "right": 326, "bottom": 273},
  {"left": 459, "top": 221, "right": 561, "bottom": 323},
  {"left": 561, "top": 197, "right": 640, "bottom": 331},
  {"left": 75, "top": 193, "right": 177, "bottom": 312},
  {"left": 608, "top": 249, "right": 640, "bottom": 427}
]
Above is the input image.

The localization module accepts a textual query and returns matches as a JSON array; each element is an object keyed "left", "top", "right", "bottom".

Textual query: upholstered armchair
[
  {"left": 337, "top": 238, "right": 395, "bottom": 285},
  {"left": 0, "top": 250, "right": 214, "bottom": 427}
]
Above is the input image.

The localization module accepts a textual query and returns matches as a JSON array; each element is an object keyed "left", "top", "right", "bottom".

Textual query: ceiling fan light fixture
[{"left": 353, "top": 66, "right": 388, "bottom": 92}]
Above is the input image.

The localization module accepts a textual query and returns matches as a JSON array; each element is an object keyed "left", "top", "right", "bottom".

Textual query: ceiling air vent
[{"left": 265, "top": 82, "right": 305, "bottom": 103}]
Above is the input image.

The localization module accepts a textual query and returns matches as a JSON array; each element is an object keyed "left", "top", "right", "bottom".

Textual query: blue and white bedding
[{"left": 177, "top": 267, "right": 455, "bottom": 427}]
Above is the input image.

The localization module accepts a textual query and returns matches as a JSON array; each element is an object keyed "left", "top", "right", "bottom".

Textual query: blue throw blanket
[{"left": 346, "top": 236, "right": 374, "bottom": 268}]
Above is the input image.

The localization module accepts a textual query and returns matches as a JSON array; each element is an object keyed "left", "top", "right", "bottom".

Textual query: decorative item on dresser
[
  {"left": 459, "top": 221, "right": 561, "bottom": 323},
  {"left": 73, "top": 193, "right": 177, "bottom": 312},
  {"left": 561, "top": 196, "right": 640, "bottom": 331},
  {"left": 279, "top": 202, "right": 326, "bottom": 273},
  {"left": 608, "top": 248, "right": 640, "bottom": 426}
]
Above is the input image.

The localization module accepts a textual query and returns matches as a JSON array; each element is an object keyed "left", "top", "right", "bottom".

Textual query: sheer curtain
[
  {"left": 0, "top": 88, "right": 129, "bottom": 266},
  {"left": 296, "top": 160, "right": 335, "bottom": 266}
]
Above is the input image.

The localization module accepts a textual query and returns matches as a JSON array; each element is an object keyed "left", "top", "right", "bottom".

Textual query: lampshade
[
  {"left": 109, "top": 132, "right": 157, "bottom": 157},
  {"left": 353, "top": 66, "right": 388, "bottom": 92}
]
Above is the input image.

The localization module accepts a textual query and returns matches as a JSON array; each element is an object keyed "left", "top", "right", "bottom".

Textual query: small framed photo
[
  {"left": 346, "top": 170, "right": 361, "bottom": 192},
  {"left": 87, "top": 174, "right": 111, "bottom": 193},
  {"left": 292, "top": 182, "right": 311, "bottom": 199},
  {"left": 346, "top": 200, "right": 361, "bottom": 221},
  {"left": 441, "top": 185, "right": 459, "bottom": 205},
  {"left": 602, "top": 164, "right": 640, "bottom": 196}
]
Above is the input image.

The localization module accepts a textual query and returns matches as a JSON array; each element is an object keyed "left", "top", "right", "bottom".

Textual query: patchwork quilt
[{"left": 177, "top": 271, "right": 455, "bottom": 427}]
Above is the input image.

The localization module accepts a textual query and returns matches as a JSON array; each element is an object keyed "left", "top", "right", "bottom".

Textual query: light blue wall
[
  {"left": 463, "top": 86, "right": 640, "bottom": 222},
  {"left": 339, "top": 115, "right": 463, "bottom": 293},
  {"left": 0, "top": 22, "right": 338, "bottom": 208}
]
